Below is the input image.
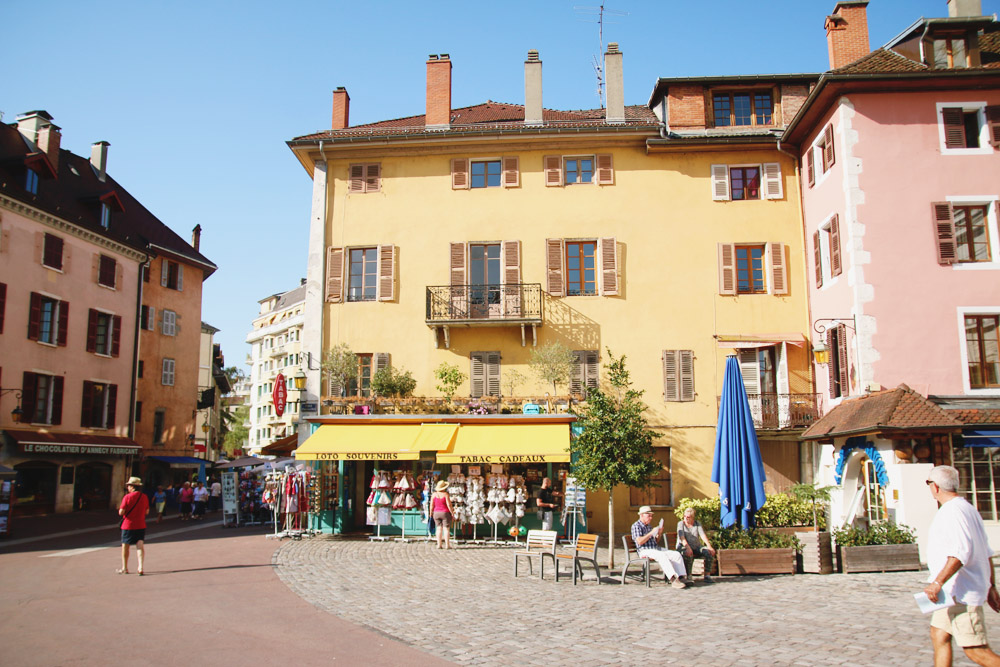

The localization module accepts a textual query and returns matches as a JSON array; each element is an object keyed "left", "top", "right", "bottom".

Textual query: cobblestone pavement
[{"left": 274, "top": 537, "right": 1000, "bottom": 666}]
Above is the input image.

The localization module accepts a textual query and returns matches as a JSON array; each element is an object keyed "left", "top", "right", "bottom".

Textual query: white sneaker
[{"left": 670, "top": 578, "right": 687, "bottom": 590}]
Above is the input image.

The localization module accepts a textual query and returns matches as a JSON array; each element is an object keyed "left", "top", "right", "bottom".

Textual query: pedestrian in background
[
  {"left": 178, "top": 482, "right": 194, "bottom": 520},
  {"left": 192, "top": 481, "right": 209, "bottom": 520},
  {"left": 923, "top": 465, "right": 1000, "bottom": 666},
  {"left": 431, "top": 480, "right": 454, "bottom": 550},
  {"left": 153, "top": 486, "right": 166, "bottom": 523},
  {"left": 118, "top": 476, "right": 149, "bottom": 575},
  {"left": 534, "top": 477, "right": 558, "bottom": 531},
  {"left": 210, "top": 477, "right": 222, "bottom": 512}
]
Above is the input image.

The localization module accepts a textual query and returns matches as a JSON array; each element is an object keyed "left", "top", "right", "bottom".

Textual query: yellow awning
[
  {"left": 411, "top": 423, "right": 459, "bottom": 453},
  {"left": 295, "top": 425, "right": 423, "bottom": 461},
  {"left": 436, "top": 424, "right": 571, "bottom": 464}
]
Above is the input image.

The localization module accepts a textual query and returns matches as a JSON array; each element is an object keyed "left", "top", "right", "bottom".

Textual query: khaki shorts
[{"left": 931, "top": 605, "right": 990, "bottom": 647}]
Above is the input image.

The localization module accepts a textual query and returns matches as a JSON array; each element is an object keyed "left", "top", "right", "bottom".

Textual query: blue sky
[{"left": 4, "top": 0, "right": 997, "bottom": 368}]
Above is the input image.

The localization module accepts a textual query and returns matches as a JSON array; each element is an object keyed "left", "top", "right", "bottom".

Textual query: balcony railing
[
  {"left": 719, "top": 393, "right": 821, "bottom": 430},
  {"left": 426, "top": 283, "right": 543, "bottom": 324}
]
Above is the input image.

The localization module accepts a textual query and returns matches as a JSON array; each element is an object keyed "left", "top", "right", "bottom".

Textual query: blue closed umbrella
[{"left": 711, "top": 355, "right": 767, "bottom": 529}]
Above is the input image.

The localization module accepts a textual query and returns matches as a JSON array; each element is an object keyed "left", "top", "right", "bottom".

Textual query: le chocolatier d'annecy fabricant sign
[{"left": 19, "top": 443, "right": 139, "bottom": 456}]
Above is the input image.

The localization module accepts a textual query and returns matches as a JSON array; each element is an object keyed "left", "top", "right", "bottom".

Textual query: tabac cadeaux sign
[{"left": 273, "top": 373, "right": 287, "bottom": 417}]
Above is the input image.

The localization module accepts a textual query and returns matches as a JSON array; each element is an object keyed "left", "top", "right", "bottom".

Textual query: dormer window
[
  {"left": 712, "top": 91, "right": 773, "bottom": 127},
  {"left": 26, "top": 168, "right": 39, "bottom": 194},
  {"left": 934, "top": 37, "right": 969, "bottom": 69},
  {"left": 100, "top": 202, "right": 111, "bottom": 229}
]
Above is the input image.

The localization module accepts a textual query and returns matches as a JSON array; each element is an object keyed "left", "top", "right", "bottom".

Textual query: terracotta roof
[
  {"left": 802, "top": 384, "right": 963, "bottom": 439},
  {"left": 292, "top": 102, "right": 659, "bottom": 141},
  {"left": 948, "top": 409, "right": 1000, "bottom": 426},
  {"left": 832, "top": 30, "right": 1000, "bottom": 74}
]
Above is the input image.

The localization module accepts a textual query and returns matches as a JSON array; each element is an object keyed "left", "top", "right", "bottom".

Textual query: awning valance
[
  {"left": 4, "top": 429, "right": 141, "bottom": 457},
  {"left": 716, "top": 333, "right": 807, "bottom": 349},
  {"left": 963, "top": 429, "right": 1000, "bottom": 448},
  {"left": 148, "top": 456, "right": 209, "bottom": 468},
  {"left": 436, "top": 424, "right": 571, "bottom": 464},
  {"left": 295, "top": 425, "right": 424, "bottom": 461}
]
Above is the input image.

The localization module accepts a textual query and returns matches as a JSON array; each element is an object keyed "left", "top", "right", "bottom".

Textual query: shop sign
[
  {"left": 19, "top": 443, "right": 139, "bottom": 457},
  {"left": 273, "top": 373, "right": 287, "bottom": 417},
  {"left": 439, "top": 454, "right": 556, "bottom": 464},
  {"left": 308, "top": 452, "right": 404, "bottom": 461},
  {"left": 301, "top": 402, "right": 318, "bottom": 413},
  {"left": 193, "top": 443, "right": 206, "bottom": 453}
]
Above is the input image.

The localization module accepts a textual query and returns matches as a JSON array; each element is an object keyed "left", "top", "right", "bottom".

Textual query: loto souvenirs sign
[{"left": 273, "top": 373, "right": 287, "bottom": 417}]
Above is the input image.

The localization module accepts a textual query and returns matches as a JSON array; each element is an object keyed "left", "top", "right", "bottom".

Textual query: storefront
[{"left": 294, "top": 415, "right": 578, "bottom": 539}]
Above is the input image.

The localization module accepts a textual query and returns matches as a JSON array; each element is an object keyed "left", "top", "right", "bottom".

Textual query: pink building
[{"left": 787, "top": 1, "right": 1000, "bottom": 546}]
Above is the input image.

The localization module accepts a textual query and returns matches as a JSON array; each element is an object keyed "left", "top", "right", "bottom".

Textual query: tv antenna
[{"left": 574, "top": 4, "right": 628, "bottom": 108}]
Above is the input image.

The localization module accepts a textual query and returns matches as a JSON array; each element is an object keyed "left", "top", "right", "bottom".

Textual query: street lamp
[
  {"left": 1, "top": 388, "right": 23, "bottom": 423},
  {"left": 811, "top": 340, "right": 829, "bottom": 365},
  {"left": 293, "top": 369, "right": 306, "bottom": 391}
]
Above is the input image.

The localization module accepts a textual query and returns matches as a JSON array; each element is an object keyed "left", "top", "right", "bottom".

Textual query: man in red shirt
[{"left": 119, "top": 476, "right": 149, "bottom": 575}]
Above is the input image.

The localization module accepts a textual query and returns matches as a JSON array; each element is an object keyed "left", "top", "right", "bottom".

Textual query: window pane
[
  {"left": 565, "top": 159, "right": 578, "bottom": 184},
  {"left": 733, "top": 94, "right": 752, "bottom": 125},
  {"left": 470, "top": 161, "right": 486, "bottom": 188},
  {"left": 580, "top": 159, "right": 593, "bottom": 183},
  {"left": 754, "top": 93, "right": 773, "bottom": 125},
  {"left": 713, "top": 95, "right": 731, "bottom": 127},
  {"left": 486, "top": 160, "right": 501, "bottom": 187}
]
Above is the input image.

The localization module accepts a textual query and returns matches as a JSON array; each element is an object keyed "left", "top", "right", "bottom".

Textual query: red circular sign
[{"left": 273, "top": 373, "right": 287, "bottom": 417}]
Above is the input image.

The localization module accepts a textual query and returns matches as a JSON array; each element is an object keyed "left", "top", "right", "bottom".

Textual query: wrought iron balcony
[
  {"left": 426, "top": 283, "right": 544, "bottom": 348},
  {"left": 719, "top": 393, "right": 821, "bottom": 430}
]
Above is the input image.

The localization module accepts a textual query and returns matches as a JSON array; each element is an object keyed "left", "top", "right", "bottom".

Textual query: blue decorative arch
[{"left": 834, "top": 436, "right": 889, "bottom": 487}]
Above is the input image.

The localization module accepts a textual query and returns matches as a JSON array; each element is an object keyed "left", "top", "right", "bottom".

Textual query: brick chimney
[
  {"left": 948, "top": 0, "right": 983, "bottom": 16},
  {"left": 332, "top": 87, "right": 350, "bottom": 130},
  {"left": 192, "top": 224, "right": 202, "bottom": 252},
  {"left": 524, "top": 50, "right": 543, "bottom": 126},
  {"left": 90, "top": 141, "right": 109, "bottom": 182},
  {"left": 37, "top": 123, "right": 61, "bottom": 172},
  {"left": 425, "top": 54, "right": 452, "bottom": 129},
  {"left": 604, "top": 43, "right": 625, "bottom": 124},
  {"left": 826, "top": 2, "right": 870, "bottom": 70}
]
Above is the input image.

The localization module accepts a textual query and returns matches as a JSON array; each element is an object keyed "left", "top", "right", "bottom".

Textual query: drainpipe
[{"left": 128, "top": 252, "right": 151, "bottom": 442}]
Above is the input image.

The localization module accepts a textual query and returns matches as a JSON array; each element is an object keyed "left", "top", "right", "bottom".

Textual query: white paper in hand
[
  {"left": 658, "top": 518, "right": 664, "bottom": 533},
  {"left": 915, "top": 590, "right": 954, "bottom": 614}
]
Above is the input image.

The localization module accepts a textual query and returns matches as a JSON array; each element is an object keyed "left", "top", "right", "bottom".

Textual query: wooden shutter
[
  {"left": 822, "top": 124, "right": 836, "bottom": 170},
  {"left": 986, "top": 105, "right": 1000, "bottom": 147},
  {"left": 762, "top": 162, "right": 783, "bottom": 199},
  {"left": 111, "top": 315, "right": 122, "bottom": 357},
  {"left": 21, "top": 372, "right": 37, "bottom": 422},
  {"left": 543, "top": 156, "right": 562, "bottom": 187},
  {"left": 596, "top": 154, "right": 614, "bottom": 185},
  {"left": 107, "top": 384, "right": 118, "bottom": 428},
  {"left": 81, "top": 382, "right": 94, "bottom": 428},
  {"left": 545, "top": 239, "right": 564, "bottom": 297},
  {"left": 147, "top": 306, "right": 155, "bottom": 331},
  {"left": 364, "top": 163, "right": 380, "bottom": 192},
  {"left": 114, "top": 261, "right": 123, "bottom": 290},
  {"left": 837, "top": 325, "right": 849, "bottom": 396},
  {"left": 374, "top": 353, "right": 390, "bottom": 372},
  {"left": 738, "top": 350, "right": 760, "bottom": 395},
  {"left": 584, "top": 350, "right": 599, "bottom": 392},
  {"left": 0, "top": 282, "right": 5, "bottom": 334},
  {"left": 470, "top": 352, "right": 485, "bottom": 397},
  {"left": 349, "top": 164, "right": 365, "bottom": 192},
  {"left": 502, "top": 240, "right": 521, "bottom": 315},
  {"left": 92, "top": 253, "right": 100, "bottom": 284},
  {"left": 826, "top": 328, "right": 837, "bottom": 397},
  {"left": 813, "top": 231, "right": 824, "bottom": 288},
  {"left": 711, "top": 165, "right": 731, "bottom": 201},
  {"left": 485, "top": 352, "right": 501, "bottom": 397},
  {"left": 598, "top": 237, "right": 618, "bottom": 296},
  {"left": 931, "top": 202, "right": 957, "bottom": 265},
  {"left": 806, "top": 150, "right": 815, "bottom": 187},
  {"left": 678, "top": 350, "right": 695, "bottom": 402},
  {"left": 160, "top": 259, "right": 169, "bottom": 286},
  {"left": 942, "top": 108, "right": 966, "bottom": 149},
  {"left": 325, "top": 246, "right": 344, "bottom": 302},
  {"left": 51, "top": 375, "right": 64, "bottom": 425},
  {"left": 34, "top": 231, "right": 43, "bottom": 264},
  {"left": 830, "top": 214, "right": 842, "bottom": 276},
  {"left": 502, "top": 156, "right": 519, "bottom": 188},
  {"left": 177, "top": 264, "right": 183, "bottom": 291},
  {"left": 663, "top": 350, "right": 679, "bottom": 401},
  {"left": 57, "top": 300, "right": 68, "bottom": 347},
  {"left": 718, "top": 243, "right": 736, "bottom": 295},
  {"left": 377, "top": 244, "right": 396, "bottom": 302},
  {"left": 450, "top": 242, "right": 467, "bottom": 285},
  {"left": 570, "top": 351, "right": 584, "bottom": 395},
  {"left": 451, "top": 158, "right": 469, "bottom": 190},
  {"left": 86, "top": 309, "right": 98, "bottom": 352},
  {"left": 769, "top": 243, "right": 788, "bottom": 295},
  {"left": 28, "top": 292, "right": 41, "bottom": 340}
]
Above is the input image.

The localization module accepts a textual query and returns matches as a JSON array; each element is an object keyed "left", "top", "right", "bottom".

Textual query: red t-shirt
[
  {"left": 178, "top": 487, "right": 194, "bottom": 503},
  {"left": 120, "top": 491, "right": 149, "bottom": 530}
]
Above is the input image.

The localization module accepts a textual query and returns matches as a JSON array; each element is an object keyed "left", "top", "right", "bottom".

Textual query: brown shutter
[
  {"left": 450, "top": 242, "right": 467, "bottom": 285},
  {"left": 830, "top": 214, "right": 842, "bottom": 277},
  {"left": 28, "top": 292, "right": 41, "bottom": 340},
  {"left": 826, "top": 328, "right": 837, "bottom": 397},
  {"left": 718, "top": 243, "right": 736, "bottom": 295},
  {"left": 502, "top": 240, "right": 521, "bottom": 316},
  {"left": 598, "top": 237, "right": 618, "bottom": 296},
  {"left": 451, "top": 158, "right": 469, "bottom": 190},
  {"left": 377, "top": 244, "right": 395, "bottom": 302},
  {"left": 374, "top": 353, "right": 390, "bottom": 372},
  {"left": 584, "top": 350, "right": 599, "bottom": 392},
  {"left": 543, "top": 156, "right": 562, "bottom": 187},
  {"left": 769, "top": 243, "right": 788, "bottom": 295},
  {"left": 663, "top": 350, "right": 678, "bottom": 401},
  {"left": 596, "top": 154, "right": 614, "bottom": 185},
  {"left": 485, "top": 352, "right": 501, "bottom": 397},
  {"left": 57, "top": 301, "right": 68, "bottom": 347},
  {"left": 545, "top": 239, "right": 564, "bottom": 296},
  {"left": 364, "top": 163, "right": 380, "bottom": 192},
  {"left": 325, "top": 246, "right": 344, "bottom": 302},
  {"left": 942, "top": 108, "right": 966, "bottom": 149},
  {"left": 21, "top": 372, "right": 37, "bottom": 422},
  {"left": 502, "top": 156, "right": 519, "bottom": 188},
  {"left": 111, "top": 314, "right": 122, "bottom": 357},
  {"left": 176, "top": 264, "right": 183, "bottom": 291},
  {"left": 349, "top": 164, "right": 365, "bottom": 193},
  {"left": 986, "top": 105, "right": 1000, "bottom": 147},
  {"left": 931, "top": 202, "right": 957, "bottom": 265},
  {"left": 679, "top": 350, "right": 695, "bottom": 402},
  {"left": 806, "top": 150, "right": 815, "bottom": 187},
  {"left": 570, "top": 351, "right": 584, "bottom": 395},
  {"left": 837, "top": 325, "right": 849, "bottom": 396},
  {"left": 51, "top": 375, "right": 64, "bottom": 425},
  {"left": 822, "top": 124, "right": 836, "bottom": 170},
  {"left": 81, "top": 381, "right": 94, "bottom": 427},
  {"left": 711, "top": 164, "right": 730, "bottom": 201},
  {"left": 0, "top": 282, "right": 6, "bottom": 334},
  {"left": 86, "top": 309, "right": 98, "bottom": 352},
  {"left": 107, "top": 384, "right": 118, "bottom": 428},
  {"left": 470, "top": 352, "right": 485, "bottom": 397},
  {"left": 813, "top": 231, "right": 824, "bottom": 288}
]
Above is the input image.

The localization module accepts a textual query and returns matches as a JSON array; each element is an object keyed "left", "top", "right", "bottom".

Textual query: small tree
[
  {"left": 434, "top": 362, "right": 466, "bottom": 401},
  {"left": 222, "top": 405, "right": 249, "bottom": 457},
  {"left": 321, "top": 343, "right": 357, "bottom": 397},
  {"left": 789, "top": 482, "right": 835, "bottom": 531},
  {"left": 372, "top": 367, "right": 417, "bottom": 411},
  {"left": 502, "top": 369, "right": 527, "bottom": 398},
  {"left": 570, "top": 350, "right": 661, "bottom": 568},
  {"left": 529, "top": 341, "right": 575, "bottom": 395}
]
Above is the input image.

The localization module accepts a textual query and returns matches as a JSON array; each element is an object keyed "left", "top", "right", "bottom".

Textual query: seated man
[
  {"left": 676, "top": 507, "right": 716, "bottom": 583},
  {"left": 631, "top": 506, "right": 687, "bottom": 589}
]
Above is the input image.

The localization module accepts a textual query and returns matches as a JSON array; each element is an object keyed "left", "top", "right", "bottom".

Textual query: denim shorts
[{"left": 121, "top": 529, "right": 146, "bottom": 545}]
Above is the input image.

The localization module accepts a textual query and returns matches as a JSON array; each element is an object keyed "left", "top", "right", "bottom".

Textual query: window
[
  {"left": 718, "top": 243, "right": 787, "bottom": 296},
  {"left": 861, "top": 457, "right": 886, "bottom": 522},
  {"left": 81, "top": 381, "right": 117, "bottom": 429},
  {"left": 813, "top": 214, "right": 843, "bottom": 287},
  {"left": 162, "top": 358, "right": 176, "bottom": 386},
  {"left": 138, "top": 361, "right": 144, "bottom": 378},
  {"left": 662, "top": 350, "right": 695, "bottom": 402},
  {"left": 565, "top": 242, "right": 597, "bottom": 296},
  {"left": 954, "top": 205, "right": 992, "bottom": 263},
  {"left": 87, "top": 309, "right": 120, "bottom": 357},
  {"left": 939, "top": 103, "right": 1000, "bottom": 153},
  {"left": 26, "top": 168, "right": 39, "bottom": 195},
  {"left": 98, "top": 255, "right": 116, "bottom": 288},
  {"left": 345, "top": 354, "right": 374, "bottom": 397},
  {"left": 730, "top": 167, "right": 760, "bottom": 201},
  {"left": 735, "top": 245, "right": 766, "bottom": 294},
  {"left": 42, "top": 233, "right": 63, "bottom": 270},
  {"left": 827, "top": 324, "right": 849, "bottom": 399},
  {"left": 349, "top": 163, "right": 381, "bottom": 193},
  {"left": 965, "top": 315, "right": 999, "bottom": 389},
  {"left": 162, "top": 309, "right": 177, "bottom": 336},
  {"left": 100, "top": 203, "right": 111, "bottom": 229},
  {"left": 348, "top": 248, "right": 378, "bottom": 302},
  {"left": 21, "top": 371, "right": 63, "bottom": 425},
  {"left": 140, "top": 305, "right": 155, "bottom": 331},
  {"left": 452, "top": 157, "right": 519, "bottom": 189},
  {"left": 153, "top": 409, "right": 166, "bottom": 445},
  {"left": 712, "top": 91, "right": 773, "bottom": 127},
  {"left": 135, "top": 401, "right": 142, "bottom": 423},
  {"left": 543, "top": 154, "right": 613, "bottom": 187},
  {"left": 161, "top": 259, "right": 183, "bottom": 291},
  {"left": 570, "top": 350, "right": 599, "bottom": 396},
  {"left": 28, "top": 293, "right": 68, "bottom": 346},
  {"left": 932, "top": 201, "right": 1000, "bottom": 265},
  {"left": 933, "top": 38, "right": 969, "bottom": 69},
  {"left": 564, "top": 157, "right": 593, "bottom": 185},
  {"left": 545, "top": 238, "right": 618, "bottom": 298},
  {"left": 952, "top": 445, "right": 1000, "bottom": 520},
  {"left": 711, "top": 163, "right": 782, "bottom": 201},
  {"left": 630, "top": 448, "right": 672, "bottom": 507},
  {"left": 470, "top": 160, "right": 501, "bottom": 188},
  {"left": 470, "top": 351, "right": 500, "bottom": 398}
]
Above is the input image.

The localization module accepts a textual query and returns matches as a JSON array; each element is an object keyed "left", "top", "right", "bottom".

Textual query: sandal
[
  {"left": 116, "top": 568, "right": 128, "bottom": 574},
  {"left": 137, "top": 570, "right": 144, "bottom": 576}
]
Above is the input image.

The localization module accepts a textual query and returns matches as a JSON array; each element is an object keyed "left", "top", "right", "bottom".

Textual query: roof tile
[{"left": 802, "top": 384, "right": 963, "bottom": 439}]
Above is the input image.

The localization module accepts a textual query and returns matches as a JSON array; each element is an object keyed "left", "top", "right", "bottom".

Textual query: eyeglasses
[{"left": 925, "top": 480, "right": 935, "bottom": 487}]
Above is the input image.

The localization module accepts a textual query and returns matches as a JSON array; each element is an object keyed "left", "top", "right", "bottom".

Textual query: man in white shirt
[{"left": 923, "top": 465, "right": 1000, "bottom": 666}]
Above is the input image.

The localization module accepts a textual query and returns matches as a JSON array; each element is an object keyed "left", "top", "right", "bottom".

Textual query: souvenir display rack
[
  {"left": 238, "top": 470, "right": 266, "bottom": 526},
  {"left": 391, "top": 471, "right": 418, "bottom": 542},
  {"left": 0, "top": 479, "right": 13, "bottom": 536},
  {"left": 367, "top": 470, "right": 393, "bottom": 541}
]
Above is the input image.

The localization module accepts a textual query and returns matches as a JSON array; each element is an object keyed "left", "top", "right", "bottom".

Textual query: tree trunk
[{"left": 607, "top": 491, "right": 615, "bottom": 569}]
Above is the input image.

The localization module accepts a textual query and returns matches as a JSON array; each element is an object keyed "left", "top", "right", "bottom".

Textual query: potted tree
[
  {"left": 321, "top": 343, "right": 358, "bottom": 410},
  {"left": 434, "top": 362, "right": 466, "bottom": 412},
  {"left": 371, "top": 366, "right": 417, "bottom": 413},
  {"left": 832, "top": 520, "right": 920, "bottom": 573},
  {"left": 790, "top": 482, "right": 835, "bottom": 574}
]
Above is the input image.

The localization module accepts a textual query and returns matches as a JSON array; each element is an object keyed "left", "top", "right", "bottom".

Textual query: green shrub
[
  {"left": 710, "top": 526, "right": 801, "bottom": 551},
  {"left": 674, "top": 497, "right": 722, "bottom": 531},
  {"left": 832, "top": 520, "right": 917, "bottom": 547},
  {"left": 674, "top": 493, "right": 824, "bottom": 531}
]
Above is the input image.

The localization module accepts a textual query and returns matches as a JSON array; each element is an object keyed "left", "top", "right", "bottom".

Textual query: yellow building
[{"left": 288, "top": 46, "right": 818, "bottom": 533}]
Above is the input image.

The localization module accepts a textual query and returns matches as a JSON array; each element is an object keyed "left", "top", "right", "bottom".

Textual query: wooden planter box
[
  {"left": 837, "top": 543, "right": 921, "bottom": 573},
  {"left": 796, "top": 531, "right": 834, "bottom": 574},
  {"left": 717, "top": 548, "right": 797, "bottom": 575}
]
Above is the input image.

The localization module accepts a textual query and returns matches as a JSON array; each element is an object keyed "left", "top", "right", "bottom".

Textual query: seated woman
[{"left": 676, "top": 507, "right": 716, "bottom": 583}]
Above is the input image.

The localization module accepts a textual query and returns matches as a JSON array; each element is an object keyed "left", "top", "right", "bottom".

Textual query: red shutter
[
  {"left": 596, "top": 154, "right": 614, "bottom": 185},
  {"left": 822, "top": 124, "right": 836, "bottom": 170},
  {"left": 28, "top": 292, "right": 41, "bottom": 340},
  {"left": 349, "top": 164, "right": 365, "bottom": 193},
  {"left": 931, "top": 202, "right": 957, "bottom": 265},
  {"left": 364, "top": 163, "right": 380, "bottom": 192},
  {"left": 598, "top": 237, "right": 618, "bottom": 296},
  {"left": 57, "top": 300, "right": 68, "bottom": 347},
  {"left": 679, "top": 350, "right": 695, "bottom": 402},
  {"left": 21, "top": 372, "right": 36, "bottom": 422},
  {"left": 986, "top": 105, "right": 1000, "bottom": 148},
  {"left": 718, "top": 243, "right": 736, "bottom": 295},
  {"left": 769, "top": 243, "right": 788, "bottom": 295},
  {"left": 830, "top": 214, "right": 842, "bottom": 277},
  {"left": 942, "top": 108, "right": 966, "bottom": 149},
  {"left": 86, "top": 309, "right": 98, "bottom": 352},
  {"left": 545, "top": 239, "right": 564, "bottom": 296},
  {"left": 826, "top": 328, "right": 837, "bottom": 397},
  {"left": 837, "top": 325, "right": 849, "bottom": 397},
  {"left": 111, "top": 315, "right": 122, "bottom": 357},
  {"left": 107, "top": 384, "right": 118, "bottom": 428},
  {"left": 806, "top": 150, "right": 815, "bottom": 187},
  {"left": 813, "top": 231, "right": 824, "bottom": 288},
  {"left": 377, "top": 244, "right": 395, "bottom": 302},
  {"left": 543, "top": 156, "right": 562, "bottom": 187},
  {"left": 81, "top": 381, "right": 94, "bottom": 427},
  {"left": 662, "top": 350, "right": 678, "bottom": 401},
  {"left": 326, "top": 247, "right": 344, "bottom": 302},
  {"left": 0, "top": 282, "right": 6, "bottom": 334},
  {"left": 451, "top": 158, "right": 469, "bottom": 190},
  {"left": 502, "top": 157, "right": 519, "bottom": 188},
  {"left": 51, "top": 375, "right": 64, "bottom": 425}
]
